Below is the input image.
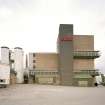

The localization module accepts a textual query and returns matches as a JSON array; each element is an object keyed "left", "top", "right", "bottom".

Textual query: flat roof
[
  {"left": 1, "top": 46, "right": 9, "bottom": 49},
  {"left": 14, "top": 47, "right": 23, "bottom": 50}
]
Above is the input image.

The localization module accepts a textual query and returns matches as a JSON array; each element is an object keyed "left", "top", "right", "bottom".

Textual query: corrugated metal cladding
[{"left": 58, "top": 24, "right": 73, "bottom": 85}]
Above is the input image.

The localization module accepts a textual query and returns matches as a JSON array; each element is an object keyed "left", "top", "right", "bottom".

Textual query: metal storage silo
[
  {"left": 14, "top": 47, "right": 24, "bottom": 83},
  {"left": 1, "top": 46, "right": 10, "bottom": 65}
]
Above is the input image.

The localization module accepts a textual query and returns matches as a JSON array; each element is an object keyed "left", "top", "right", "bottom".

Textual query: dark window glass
[
  {"left": 33, "top": 65, "right": 36, "bottom": 69},
  {"left": 33, "top": 60, "right": 36, "bottom": 63},
  {"left": 33, "top": 53, "right": 35, "bottom": 57}
]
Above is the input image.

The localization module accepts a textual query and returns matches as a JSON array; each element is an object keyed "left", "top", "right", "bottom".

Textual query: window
[
  {"left": 33, "top": 65, "right": 36, "bottom": 69},
  {"left": 33, "top": 53, "right": 35, "bottom": 57},
  {"left": 33, "top": 60, "right": 36, "bottom": 63}
]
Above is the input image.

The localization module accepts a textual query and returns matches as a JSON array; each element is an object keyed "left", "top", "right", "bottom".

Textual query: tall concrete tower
[
  {"left": 14, "top": 47, "right": 24, "bottom": 83},
  {"left": 1, "top": 46, "right": 10, "bottom": 64},
  {"left": 58, "top": 24, "right": 73, "bottom": 86}
]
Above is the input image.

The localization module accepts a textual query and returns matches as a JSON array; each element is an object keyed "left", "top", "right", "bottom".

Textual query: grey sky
[{"left": 0, "top": 0, "right": 105, "bottom": 73}]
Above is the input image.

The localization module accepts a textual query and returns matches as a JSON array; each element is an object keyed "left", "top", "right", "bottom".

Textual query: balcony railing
[
  {"left": 74, "top": 51, "right": 100, "bottom": 59},
  {"left": 29, "top": 70, "right": 58, "bottom": 76},
  {"left": 74, "top": 70, "right": 99, "bottom": 77}
]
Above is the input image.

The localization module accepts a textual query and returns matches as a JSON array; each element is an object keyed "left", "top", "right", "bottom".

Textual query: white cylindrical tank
[
  {"left": 1, "top": 46, "right": 10, "bottom": 64},
  {"left": 14, "top": 47, "right": 24, "bottom": 83}
]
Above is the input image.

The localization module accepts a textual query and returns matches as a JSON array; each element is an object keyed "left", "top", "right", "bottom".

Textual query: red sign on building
[{"left": 60, "top": 35, "right": 73, "bottom": 41}]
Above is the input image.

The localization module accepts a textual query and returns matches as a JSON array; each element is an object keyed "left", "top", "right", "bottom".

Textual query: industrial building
[
  {"left": 28, "top": 24, "right": 100, "bottom": 86},
  {"left": 0, "top": 24, "right": 100, "bottom": 87}
]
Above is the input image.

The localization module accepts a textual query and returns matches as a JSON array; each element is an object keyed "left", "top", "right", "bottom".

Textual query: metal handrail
[{"left": 74, "top": 51, "right": 100, "bottom": 57}]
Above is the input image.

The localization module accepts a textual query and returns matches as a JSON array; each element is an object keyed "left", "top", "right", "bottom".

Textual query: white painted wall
[{"left": 0, "top": 64, "right": 10, "bottom": 85}]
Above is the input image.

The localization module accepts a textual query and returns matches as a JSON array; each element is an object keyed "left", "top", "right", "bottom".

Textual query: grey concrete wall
[{"left": 58, "top": 24, "right": 73, "bottom": 85}]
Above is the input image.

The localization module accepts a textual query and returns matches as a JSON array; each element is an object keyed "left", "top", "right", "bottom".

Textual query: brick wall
[
  {"left": 73, "top": 59, "right": 94, "bottom": 70},
  {"left": 33, "top": 53, "right": 58, "bottom": 71},
  {"left": 73, "top": 35, "right": 94, "bottom": 51}
]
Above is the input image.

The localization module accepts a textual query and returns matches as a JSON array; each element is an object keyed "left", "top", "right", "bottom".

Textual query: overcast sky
[{"left": 0, "top": 0, "right": 105, "bottom": 73}]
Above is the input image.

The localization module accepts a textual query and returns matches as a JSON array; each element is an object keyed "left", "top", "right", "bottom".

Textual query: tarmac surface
[{"left": 0, "top": 84, "right": 105, "bottom": 105}]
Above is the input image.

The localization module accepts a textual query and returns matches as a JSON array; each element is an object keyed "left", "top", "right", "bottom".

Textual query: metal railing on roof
[
  {"left": 74, "top": 69, "right": 99, "bottom": 76},
  {"left": 29, "top": 70, "right": 58, "bottom": 76},
  {"left": 73, "top": 51, "right": 100, "bottom": 59}
]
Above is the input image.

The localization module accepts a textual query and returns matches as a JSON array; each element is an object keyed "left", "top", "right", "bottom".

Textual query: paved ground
[{"left": 0, "top": 84, "right": 105, "bottom": 105}]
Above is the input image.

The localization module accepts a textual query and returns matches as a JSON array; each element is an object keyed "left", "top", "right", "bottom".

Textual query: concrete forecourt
[{"left": 0, "top": 84, "right": 105, "bottom": 105}]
